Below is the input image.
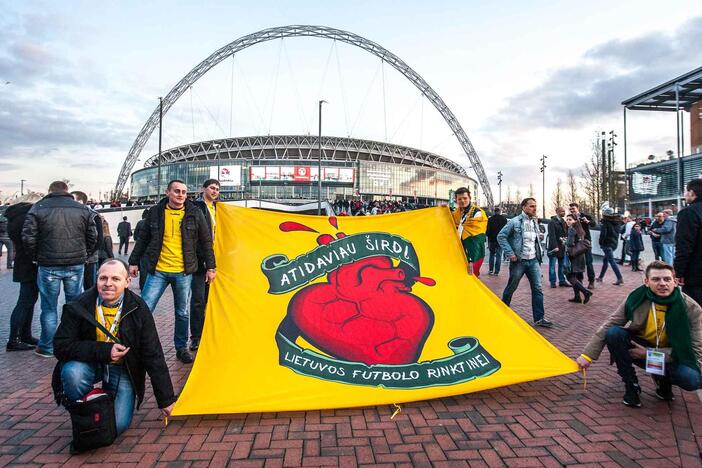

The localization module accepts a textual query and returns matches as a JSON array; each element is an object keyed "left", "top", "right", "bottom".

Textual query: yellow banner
[{"left": 173, "top": 205, "right": 577, "bottom": 415}]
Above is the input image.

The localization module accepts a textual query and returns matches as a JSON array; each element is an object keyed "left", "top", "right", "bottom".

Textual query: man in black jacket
[
  {"left": 52, "top": 259, "right": 176, "bottom": 438},
  {"left": 189, "top": 179, "right": 219, "bottom": 351},
  {"left": 486, "top": 207, "right": 507, "bottom": 276},
  {"left": 597, "top": 208, "right": 624, "bottom": 285},
  {"left": 22, "top": 181, "right": 98, "bottom": 358},
  {"left": 569, "top": 203, "right": 597, "bottom": 289},
  {"left": 132, "top": 208, "right": 150, "bottom": 290},
  {"left": 5, "top": 201, "right": 39, "bottom": 351},
  {"left": 128, "top": 180, "right": 215, "bottom": 363},
  {"left": 117, "top": 216, "right": 132, "bottom": 256},
  {"left": 72, "top": 190, "right": 103, "bottom": 291},
  {"left": 547, "top": 207, "right": 569, "bottom": 288},
  {"left": 675, "top": 179, "right": 702, "bottom": 306}
]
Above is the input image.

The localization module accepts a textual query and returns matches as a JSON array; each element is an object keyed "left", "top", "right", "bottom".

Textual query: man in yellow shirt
[
  {"left": 577, "top": 261, "right": 702, "bottom": 407},
  {"left": 128, "top": 180, "right": 215, "bottom": 363},
  {"left": 451, "top": 187, "right": 488, "bottom": 276},
  {"left": 189, "top": 178, "right": 220, "bottom": 351}
]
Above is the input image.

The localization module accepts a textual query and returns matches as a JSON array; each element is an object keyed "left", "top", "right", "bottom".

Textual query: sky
[{"left": 1, "top": 0, "right": 702, "bottom": 206}]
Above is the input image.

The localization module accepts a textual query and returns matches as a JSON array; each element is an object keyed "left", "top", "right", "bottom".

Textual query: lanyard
[
  {"left": 651, "top": 302, "right": 666, "bottom": 349},
  {"left": 96, "top": 297, "right": 124, "bottom": 342},
  {"left": 457, "top": 206, "right": 474, "bottom": 238}
]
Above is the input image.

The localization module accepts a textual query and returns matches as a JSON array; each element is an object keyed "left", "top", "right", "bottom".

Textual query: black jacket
[
  {"left": 674, "top": 198, "right": 702, "bottom": 286},
  {"left": 629, "top": 230, "right": 644, "bottom": 252},
  {"left": 21, "top": 192, "right": 98, "bottom": 267},
  {"left": 52, "top": 288, "right": 176, "bottom": 409},
  {"left": 486, "top": 214, "right": 507, "bottom": 243},
  {"left": 599, "top": 215, "right": 622, "bottom": 250},
  {"left": 134, "top": 219, "right": 148, "bottom": 242},
  {"left": 0, "top": 206, "right": 8, "bottom": 238},
  {"left": 98, "top": 235, "right": 115, "bottom": 264},
  {"left": 194, "top": 198, "right": 217, "bottom": 273},
  {"left": 128, "top": 198, "right": 215, "bottom": 275},
  {"left": 546, "top": 215, "right": 567, "bottom": 258},
  {"left": 6, "top": 203, "right": 37, "bottom": 283},
  {"left": 576, "top": 213, "right": 595, "bottom": 241},
  {"left": 117, "top": 221, "right": 132, "bottom": 239}
]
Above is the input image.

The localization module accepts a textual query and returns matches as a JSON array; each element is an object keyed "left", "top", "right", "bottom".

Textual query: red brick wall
[{"left": 691, "top": 100, "right": 702, "bottom": 154}]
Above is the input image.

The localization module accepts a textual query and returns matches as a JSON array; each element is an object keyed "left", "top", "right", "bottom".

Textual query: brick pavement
[{"left": 1, "top": 257, "right": 701, "bottom": 467}]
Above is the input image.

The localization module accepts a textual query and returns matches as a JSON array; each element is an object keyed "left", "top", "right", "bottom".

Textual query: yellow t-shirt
[
  {"left": 641, "top": 303, "right": 668, "bottom": 347},
  {"left": 156, "top": 206, "right": 185, "bottom": 273},
  {"left": 207, "top": 201, "right": 216, "bottom": 239},
  {"left": 96, "top": 304, "right": 119, "bottom": 343}
]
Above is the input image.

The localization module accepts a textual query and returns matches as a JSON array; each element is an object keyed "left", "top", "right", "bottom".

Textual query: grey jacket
[
  {"left": 651, "top": 218, "right": 676, "bottom": 244},
  {"left": 496, "top": 212, "right": 543, "bottom": 263}
]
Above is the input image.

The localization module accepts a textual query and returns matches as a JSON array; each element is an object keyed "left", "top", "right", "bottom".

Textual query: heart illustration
[{"left": 287, "top": 255, "right": 435, "bottom": 365}]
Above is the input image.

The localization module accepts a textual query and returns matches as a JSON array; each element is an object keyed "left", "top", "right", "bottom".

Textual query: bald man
[{"left": 52, "top": 259, "right": 175, "bottom": 447}]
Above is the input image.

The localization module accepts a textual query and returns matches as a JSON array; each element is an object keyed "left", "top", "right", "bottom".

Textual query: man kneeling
[
  {"left": 52, "top": 259, "right": 176, "bottom": 438},
  {"left": 577, "top": 261, "right": 702, "bottom": 407}
]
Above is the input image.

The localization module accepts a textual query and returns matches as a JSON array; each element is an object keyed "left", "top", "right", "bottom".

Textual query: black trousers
[
  {"left": 83, "top": 262, "right": 97, "bottom": 290},
  {"left": 118, "top": 236, "right": 130, "bottom": 254},
  {"left": 9, "top": 280, "right": 38, "bottom": 342},
  {"left": 189, "top": 270, "right": 210, "bottom": 342}
]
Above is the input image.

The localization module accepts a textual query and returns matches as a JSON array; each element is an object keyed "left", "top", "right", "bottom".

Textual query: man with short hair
[
  {"left": 117, "top": 216, "right": 132, "bottom": 255},
  {"left": 618, "top": 216, "right": 635, "bottom": 266},
  {"left": 128, "top": 180, "right": 215, "bottom": 364},
  {"left": 674, "top": 179, "right": 702, "bottom": 307},
  {"left": 651, "top": 210, "right": 676, "bottom": 264},
  {"left": 497, "top": 198, "right": 553, "bottom": 328},
  {"left": 71, "top": 190, "right": 103, "bottom": 290},
  {"left": 568, "top": 203, "right": 596, "bottom": 289},
  {"left": 577, "top": 261, "right": 702, "bottom": 407},
  {"left": 452, "top": 187, "right": 487, "bottom": 276},
  {"left": 546, "top": 207, "right": 568, "bottom": 288},
  {"left": 23, "top": 181, "right": 98, "bottom": 358},
  {"left": 649, "top": 212, "right": 665, "bottom": 261},
  {"left": 189, "top": 179, "right": 220, "bottom": 351},
  {"left": 52, "top": 259, "right": 176, "bottom": 441},
  {"left": 486, "top": 207, "right": 507, "bottom": 276}
]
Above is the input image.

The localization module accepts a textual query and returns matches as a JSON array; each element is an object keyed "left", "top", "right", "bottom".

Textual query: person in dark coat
[
  {"left": 597, "top": 208, "right": 624, "bottom": 285},
  {"left": 675, "top": 179, "right": 702, "bottom": 306},
  {"left": 52, "top": 259, "right": 176, "bottom": 437},
  {"left": 117, "top": 216, "right": 132, "bottom": 255},
  {"left": 486, "top": 207, "right": 507, "bottom": 276},
  {"left": 565, "top": 214, "right": 592, "bottom": 304},
  {"left": 568, "top": 203, "right": 597, "bottom": 289},
  {"left": 98, "top": 217, "right": 115, "bottom": 266},
  {"left": 132, "top": 208, "right": 150, "bottom": 290},
  {"left": 5, "top": 202, "right": 39, "bottom": 351},
  {"left": 547, "top": 207, "right": 569, "bottom": 288},
  {"left": 649, "top": 213, "right": 664, "bottom": 261},
  {"left": 628, "top": 223, "right": 645, "bottom": 271}
]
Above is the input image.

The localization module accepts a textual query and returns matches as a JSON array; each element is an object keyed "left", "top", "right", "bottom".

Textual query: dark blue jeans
[
  {"left": 501, "top": 258, "right": 545, "bottom": 323},
  {"left": 142, "top": 270, "right": 193, "bottom": 350},
  {"left": 9, "top": 280, "right": 38, "bottom": 342},
  {"left": 605, "top": 326, "right": 701, "bottom": 390},
  {"left": 598, "top": 247, "right": 623, "bottom": 281},
  {"left": 548, "top": 253, "right": 566, "bottom": 286},
  {"left": 488, "top": 243, "right": 503, "bottom": 274}
]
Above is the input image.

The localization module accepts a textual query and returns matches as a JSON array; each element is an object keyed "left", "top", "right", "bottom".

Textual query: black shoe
[
  {"left": 189, "top": 339, "right": 200, "bottom": 351},
  {"left": 550, "top": 284, "right": 557, "bottom": 288},
  {"left": 613, "top": 279, "right": 624, "bottom": 286},
  {"left": 535, "top": 318, "right": 554, "bottom": 328},
  {"left": 176, "top": 348, "right": 194, "bottom": 364},
  {"left": 652, "top": 376, "right": 674, "bottom": 401},
  {"left": 583, "top": 291, "right": 593, "bottom": 304},
  {"left": 595, "top": 277, "right": 603, "bottom": 283},
  {"left": 6, "top": 340, "right": 35, "bottom": 352},
  {"left": 21, "top": 336, "right": 39, "bottom": 346},
  {"left": 34, "top": 348, "right": 54, "bottom": 358},
  {"left": 587, "top": 282, "right": 595, "bottom": 290},
  {"left": 558, "top": 283, "right": 570, "bottom": 287},
  {"left": 623, "top": 382, "right": 642, "bottom": 407},
  {"left": 568, "top": 297, "right": 582, "bottom": 303}
]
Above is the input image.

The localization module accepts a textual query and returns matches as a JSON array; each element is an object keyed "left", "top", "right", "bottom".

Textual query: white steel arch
[{"left": 115, "top": 25, "right": 494, "bottom": 206}]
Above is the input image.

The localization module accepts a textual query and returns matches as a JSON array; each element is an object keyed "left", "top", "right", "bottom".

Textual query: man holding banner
[
  {"left": 189, "top": 178, "right": 219, "bottom": 352},
  {"left": 128, "top": 180, "right": 215, "bottom": 364},
  {"left": 452, "top": 187, "right": 487, "bottom": 276}
]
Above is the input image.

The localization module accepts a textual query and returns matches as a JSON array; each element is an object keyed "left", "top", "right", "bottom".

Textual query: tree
[
  {"left": 581, "top": 138, "right": 603, "bottom": 214},
  {"left": 528, "top": 183, "right": 535, "bottom": 197},
  {"left": 551, "top": 177, "right": 564, "bottom": 212},
  {"left": 566, "top": 170, "right": 579, "bottom": 205}
]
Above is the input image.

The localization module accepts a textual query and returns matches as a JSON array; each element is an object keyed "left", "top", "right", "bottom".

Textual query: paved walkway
[{"left": 0, "top": 257, "right": 701, "bottom": 467}]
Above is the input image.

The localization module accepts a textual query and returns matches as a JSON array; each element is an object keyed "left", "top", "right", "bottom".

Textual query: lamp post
[
  {"left": 157, "top": 97, "right": 163, "bottom": 201},
  {"left": 497, "top": 171, "right": 503, "bottom": 207},
  {"left": 213, "top": 143, "right": 222, "bottom": 180},
  {"left": 539, "top": 155, "right": 547, "bottom": 219},
  {"left": 317, "top": 100, "right": 327, "bottom": 215},
  {"left": 20, "top": 179, "right": 26, "bottom": 196}
]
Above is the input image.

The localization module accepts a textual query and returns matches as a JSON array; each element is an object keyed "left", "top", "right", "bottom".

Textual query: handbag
[
  {"left": 64, "top": 316, "right": 122, "bottom": 453},
  {"left": 568, "top": 237, "right": 591, "bottom": 258}
]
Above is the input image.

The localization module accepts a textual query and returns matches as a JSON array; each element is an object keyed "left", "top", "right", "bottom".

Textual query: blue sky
[{"left": 1, "top": 0, "right": 702, "bottom": 205}]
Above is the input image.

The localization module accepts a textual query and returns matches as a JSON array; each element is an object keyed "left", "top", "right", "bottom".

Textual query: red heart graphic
[{"left": 288, "top": 256, "right": 434, "bottom": 365}]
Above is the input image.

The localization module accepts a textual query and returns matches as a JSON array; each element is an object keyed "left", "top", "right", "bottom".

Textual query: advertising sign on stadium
[
  {"left": 250, "top": 166, "right": 355, "bottom": 183},
  {"left": 210, "top": 165, "right": 242, "bottom": 187},
  {"left": 631, "top": 172, "right": 662, "bottom": 195}
]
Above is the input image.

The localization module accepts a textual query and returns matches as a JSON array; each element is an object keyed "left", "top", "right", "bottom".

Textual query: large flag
[{"left": 173, "top": 205, "right": 577, "bottom": 415}]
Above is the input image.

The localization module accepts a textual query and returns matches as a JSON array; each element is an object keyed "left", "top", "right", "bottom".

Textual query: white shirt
[
  {"left": 624, "top": 220, "right": 635, "bottom": 240},
  {"left": 521, "top": 216, "right": 539, "bottom": 260}
]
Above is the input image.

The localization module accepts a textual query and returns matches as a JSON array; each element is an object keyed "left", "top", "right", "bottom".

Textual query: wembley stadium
[{"left": 129, "top": 135, "right": 478, "bottom": 205}]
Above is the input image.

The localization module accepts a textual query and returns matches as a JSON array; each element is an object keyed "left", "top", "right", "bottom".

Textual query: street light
[
  {"left": 497, "top": 171, "right": 503, "bottom": 207},
  {"left": 213, "top": 142, "right": 222, "bottom": 180},
  {"left": 157, "top": 97, "right": 163, "bottom": 201},
  {"left": 318, "top": 100, "right": 327, "bottom": 215},
  {"left": 20, "top": 179, "right": 26, "bottom": 196},
  {"left": 539, "top": 155, "right": 547, "bottom": 219}
]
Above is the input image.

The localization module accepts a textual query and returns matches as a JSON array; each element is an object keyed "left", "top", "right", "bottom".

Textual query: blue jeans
[
  {"left": 605, "top": 326, "right": 702, "bottom": 390},
  {"left": 501, "top": 258, "right": 545, "bottom": 323},
  {"left": 141, "top": 270, "right": 192, "bottom": 350},
  {"left": 598, "top": 247, "right": 623, "bottom": 281},
  {"left": 61, "top": 361, "right": 135, "bottom": 435},
  {"left": 488, "top": 243, "right": 503, "bottom": 274},
  {"left": 548, "top": 253, "right": 566, "bottom": 286},
  {"left": 661, "top": 244, "right": 675, "bottom": 265},
  {"left": 37, "top": 265, "right": 84, "bottom": 354}
]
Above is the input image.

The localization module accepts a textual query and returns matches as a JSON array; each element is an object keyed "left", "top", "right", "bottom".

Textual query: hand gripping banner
[{"left": 173, "top": 206, "right": 577, "bottom": 415}]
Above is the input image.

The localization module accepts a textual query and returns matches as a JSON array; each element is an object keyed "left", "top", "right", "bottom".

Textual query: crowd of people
[
  {"left": 330, "top": 199, "right": 424, "bottom": 216},
  {"left": 0, "top": 177, "right": 701, "bottom": 451}
]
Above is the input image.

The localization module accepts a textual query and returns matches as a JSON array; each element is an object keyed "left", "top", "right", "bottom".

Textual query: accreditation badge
[{"left": 645, "top": 348, "right": 665, "bottom": 376}]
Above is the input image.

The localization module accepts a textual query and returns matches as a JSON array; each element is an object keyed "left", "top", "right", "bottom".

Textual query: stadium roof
[{"left": 622, "top": 65, "right": 702, "bottom": 111}]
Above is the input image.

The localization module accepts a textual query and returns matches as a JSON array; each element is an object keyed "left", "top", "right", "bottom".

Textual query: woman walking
[
  {"left": 628, "top": 223, "right": 645, "bottom": 271},
  {"left": 565, "top": 214, "right": 593, "bottom": 304},
  {"left": 596, "top": 208, "right": 624, "bottom": 285}
]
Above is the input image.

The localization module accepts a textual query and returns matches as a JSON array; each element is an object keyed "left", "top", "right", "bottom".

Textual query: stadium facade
[{"left": 130, "top": 135, "right": 478, "bottom": 204}]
